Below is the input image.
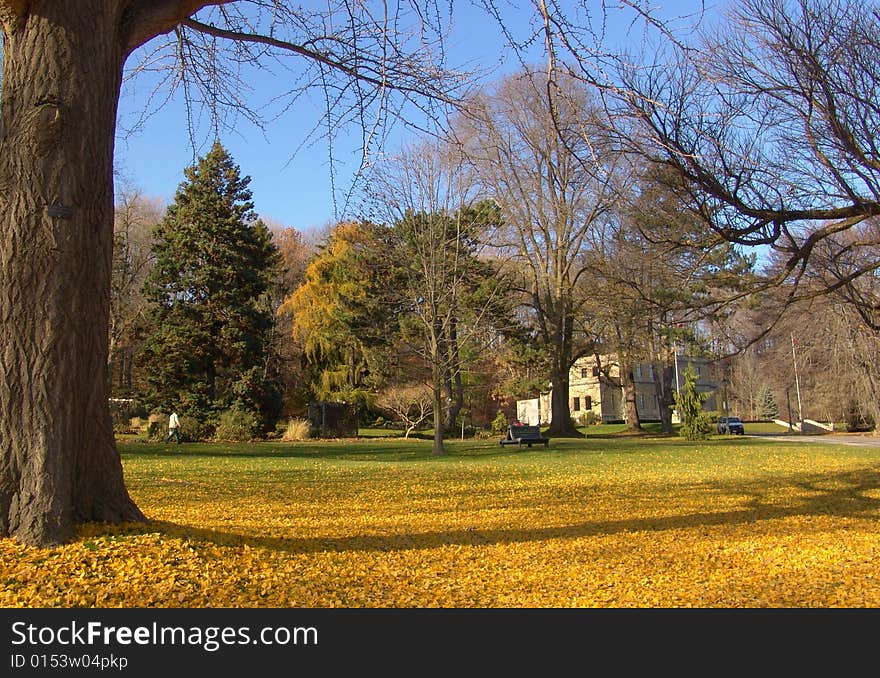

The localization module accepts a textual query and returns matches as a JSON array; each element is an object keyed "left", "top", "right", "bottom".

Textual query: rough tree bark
[
  {"left": 0, "top": 1, "right": 215, "bottom": 546},
  {"left": 618, "top": 355, "right": 642, "bottom": 432},
  {"left": 546, "top": 307, "right": 582, "bottom": 437}
]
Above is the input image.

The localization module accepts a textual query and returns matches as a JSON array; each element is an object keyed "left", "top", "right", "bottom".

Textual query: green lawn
[
  {"left": 3, "top": 433, "right": 880, "bottom": 607},
  {"left": 358, "top": 420, "right": 797, "bottom": 439}
]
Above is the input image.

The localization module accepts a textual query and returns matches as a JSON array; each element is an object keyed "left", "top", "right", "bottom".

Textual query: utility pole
[{"left": 791, "top": 333, "right": 803, "bottom": 424}]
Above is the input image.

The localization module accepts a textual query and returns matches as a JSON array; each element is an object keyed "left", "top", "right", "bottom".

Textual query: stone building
[{"left": 516, "top": 354, "right": 718, "bottom": 426}]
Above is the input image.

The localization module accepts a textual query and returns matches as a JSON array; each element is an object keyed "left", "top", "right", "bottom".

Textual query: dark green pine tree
[{"left": 140, "top": 141, "right": 281, "bottom": 435}]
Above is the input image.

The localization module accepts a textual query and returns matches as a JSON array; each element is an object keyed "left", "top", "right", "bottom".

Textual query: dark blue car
[{"left": 717, "top": 416, "right": 745, "bottom": 435}]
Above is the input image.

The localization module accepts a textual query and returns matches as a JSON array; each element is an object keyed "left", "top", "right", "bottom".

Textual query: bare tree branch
[
  {"left": 121, "top": 0, "right": 230, "bottom": 54},
  {"left": 180, "top": 16, "right": 458, "bottom": 102}
]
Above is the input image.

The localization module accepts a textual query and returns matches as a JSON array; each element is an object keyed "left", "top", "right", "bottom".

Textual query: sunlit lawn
[{"left": 3, "top": 432, "right": 880, "bottom": 607}]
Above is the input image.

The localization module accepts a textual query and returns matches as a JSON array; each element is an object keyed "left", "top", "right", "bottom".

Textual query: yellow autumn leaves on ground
[{"left": 3, "top": 436, "right": 880, "bottom": 607}]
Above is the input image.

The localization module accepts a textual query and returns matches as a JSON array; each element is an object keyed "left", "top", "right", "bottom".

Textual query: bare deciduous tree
[
  {"left": 545, "top": 0, "right": 880, "bottom": 305},
  {"left": 455, "top": 68, "right": 616, "bottom": 436},
  {"left": 377, "top": 384, "right": 434, "bottom": 439},
  {"left": 109, "top": 186, "right": 164, "bottom": 395}
]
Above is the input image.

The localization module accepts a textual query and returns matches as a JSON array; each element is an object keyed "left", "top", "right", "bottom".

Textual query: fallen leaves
[{"left": 2, "top": 438, "right": 880, "bottom": 607}]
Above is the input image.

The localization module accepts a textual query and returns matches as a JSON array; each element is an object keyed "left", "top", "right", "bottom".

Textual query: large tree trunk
[
  {"left": 548, "top": 371, "right": 573, "bottom": 434},
  {"left": 652, "top": 362, "right": 675, "bottom": 435},
  {"left": 545, "top": 311, "right": 582, "bottom": 438},
  {"left": 619, "top": 355, "right": 643, "bottom": 432},
  {"left": 0, "top": 4, "right": 145, "bottom": 546}
]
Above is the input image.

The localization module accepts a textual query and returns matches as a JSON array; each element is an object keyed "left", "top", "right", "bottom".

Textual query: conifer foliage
[
  {"left": 673, "top": 368, "right": 714, "bottom": 441},
  {"left": 757, "top": 386, "right": 779, "bottom": 420},
  {"left": 140, "top": 142, "right": 281, "bottom": 436}
]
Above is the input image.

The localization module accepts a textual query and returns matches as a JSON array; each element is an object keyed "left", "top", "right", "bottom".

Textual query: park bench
[{"left": 500, "top": 425, "right": 549, "bottom": 448}]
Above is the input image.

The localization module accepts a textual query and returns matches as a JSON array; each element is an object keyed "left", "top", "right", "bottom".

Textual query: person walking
[{"left": 166, "top": 410, "right": 181, "bottom": 444}]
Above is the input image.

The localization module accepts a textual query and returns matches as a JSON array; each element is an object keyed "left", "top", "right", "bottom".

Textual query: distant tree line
[{"left": 109, "top": 0, "right": 880, "bottom": 445}]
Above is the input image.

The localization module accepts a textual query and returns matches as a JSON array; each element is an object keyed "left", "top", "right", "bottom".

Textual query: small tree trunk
[
  {"left": 430, "top": 329, "right": 446, "bottom": 456},
  {"left": 441, "top": 319, "right": 463, "bottom": 433},
  {"left": 653, "top": 362, "right": 675, "bottom": 434},
  {"left": 431, "top": 384, "right": 445, "bottom": 456},
  {"left": 0, "top": 6, "right": 145, "bottom": 546},
  {"left": 619, "top": 356, "right": 643, "bottom": 432}
]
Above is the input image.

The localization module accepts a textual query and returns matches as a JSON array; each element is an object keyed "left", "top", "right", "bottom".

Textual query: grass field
[{"left": 3, "top": 432, "right": 880, "bottom": 607}]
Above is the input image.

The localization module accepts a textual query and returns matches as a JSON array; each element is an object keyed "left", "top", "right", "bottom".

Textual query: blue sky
[
  {"left": 113, "top": 2, "right": 532, "bottom": 233},
  {"left": 113, "top": 2, "right": 712, "bottom": 234}
]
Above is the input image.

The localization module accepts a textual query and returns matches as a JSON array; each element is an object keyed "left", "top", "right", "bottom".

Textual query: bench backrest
[{"left": 509, "top": 425, "right": 543, "bottom": 438}]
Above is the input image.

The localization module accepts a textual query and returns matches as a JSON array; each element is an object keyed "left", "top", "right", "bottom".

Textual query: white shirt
[{"left": 169, "top": 412, "right": 180, "bottom": 429}]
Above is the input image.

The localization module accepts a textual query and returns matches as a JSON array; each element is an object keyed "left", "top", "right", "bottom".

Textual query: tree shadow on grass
[
  {"left": 119, "top": 439, "right": 588, "bottom": 462},
  {"left": 117, "top": 466, "right": 880, "bottom": 556},
  {"left": 120, "top": 434, "right": 712, "bottom": 462}
]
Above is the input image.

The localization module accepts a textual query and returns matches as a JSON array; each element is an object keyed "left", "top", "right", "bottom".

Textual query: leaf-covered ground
[{"left": 3, "top": 436, "right": 880, "bottom": 607}]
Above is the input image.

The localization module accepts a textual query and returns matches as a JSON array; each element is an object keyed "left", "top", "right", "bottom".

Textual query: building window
[
  {"left": 584, "top": 396, "right": 592, "bottom": 410},
  {"left": 635, "top": 365, "right": 642, "bottom": 379},
  {"left": 592, "top": 366, "right": 599, "bottom": 377},
  {"left": 638, "top": 394, "right": 644, "bottom": 409},
  {"left": 573, "top": 397, "right": 580, "bottom": 411},
  {"left": 581, "top": 368, "right": 588, "bottom": 378}
]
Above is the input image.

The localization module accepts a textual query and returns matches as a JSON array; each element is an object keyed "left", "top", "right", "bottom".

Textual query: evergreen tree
[
  {"left": 673, "top": 368, "right": 714, "bottom": 441},
  {"left": 140, "top": 142, "right": 281, "bottom": 435},
  {"left": 757, "top": 386, "right": 779, "bottom": 420}
]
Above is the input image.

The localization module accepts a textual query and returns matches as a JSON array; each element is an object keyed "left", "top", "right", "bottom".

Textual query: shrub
[
  {"left": 572, "top": 412, "right": 599, "bottom": 429},
  {"left": 147, "top": 421, "right": 163, "bottom": 440},
  {"left": 109, "top": 398, "right": 148, "bottom": 434},
  {"left": 280, "top": 418, "right": 312, "bottom": 441},
  {"left": 179, "top": 415, "right": 214, "bottom": 442},
  {"left": 490, "top": 410, "right": 509, "bottom": 435},
  {"left": 214, "top": 407, "right": 261, "bottom": 442},
  {"left": 845, "top": 401, "right": 874, "bottom": 432}
]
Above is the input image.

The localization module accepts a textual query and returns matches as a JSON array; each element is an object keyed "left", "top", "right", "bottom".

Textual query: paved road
[{"left": 750, "top": 433, "right": 880, "bottom": 448}]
